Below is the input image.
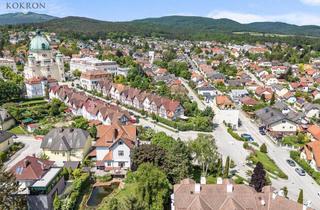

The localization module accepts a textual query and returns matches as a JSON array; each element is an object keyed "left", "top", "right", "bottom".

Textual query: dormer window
[{"left": 119, "top": 141, "right": 123, "bottom": 145}]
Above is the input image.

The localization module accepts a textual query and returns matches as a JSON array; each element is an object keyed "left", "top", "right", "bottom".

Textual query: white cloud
[
  {"left": 300, "top": 0, "right": 320, "bottom": 5},
  {"left": 208, "top": 10, "right": 320, "bottom": 26}
]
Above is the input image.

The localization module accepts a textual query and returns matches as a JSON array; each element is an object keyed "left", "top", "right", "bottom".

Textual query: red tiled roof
[{"left": 10, "top": 156, "right": 54, "bottom": 181}]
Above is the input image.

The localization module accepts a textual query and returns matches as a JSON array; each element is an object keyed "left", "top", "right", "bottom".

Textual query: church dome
[{"left": 29, "top": 30, "right": 50, "bottom": 51}]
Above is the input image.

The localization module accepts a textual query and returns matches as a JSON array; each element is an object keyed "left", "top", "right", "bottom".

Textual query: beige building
[
  {"left": 0, "top": 131, "right": 14, "bottom": 152},
  {"left": 40, "top": 128, "right": 92, "bottom": 162},
  {"left": 0, "top": 108, "right": 15, "bottom": 131}
]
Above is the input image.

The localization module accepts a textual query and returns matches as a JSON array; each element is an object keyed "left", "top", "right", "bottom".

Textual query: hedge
[
  {"left": 290, "top": 151, "right": 320, "bottom": 185},
  {"left": 63, "top": 173, "right": 90, "bottom": 210},
  {"left": 152, "top": 114, "right": 212, "bottom": 132},
  {"left": 227, "top": 128, "right": 245, "bottom": 141}
]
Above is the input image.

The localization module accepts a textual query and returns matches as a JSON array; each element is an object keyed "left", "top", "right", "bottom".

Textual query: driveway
[{"left": 4, "top": 135, "right": 42, "bottom": 170}]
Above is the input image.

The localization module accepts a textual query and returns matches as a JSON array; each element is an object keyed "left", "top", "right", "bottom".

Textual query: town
[{"left": 1, "top": 6, "right": 320, "bottom": 210}]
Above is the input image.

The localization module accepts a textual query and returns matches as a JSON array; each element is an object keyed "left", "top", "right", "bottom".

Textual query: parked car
[
  {"left": 286, "top": 159, "right": 296, "bottom": 167},
  {"left": 241, "top": 133, "right": 254, "bottom": 142},
  {"left": 295, "top": 168, "right": 306, "bottom": 176},
  {"left": 259, "top": 126, "right": 266, "bottom": 135},
  {"left": 317, "top": 192, "right": 320, "bottom": 197}
]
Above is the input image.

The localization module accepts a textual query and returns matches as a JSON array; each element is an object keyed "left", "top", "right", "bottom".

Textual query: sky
[{"left": 1, "top": 0, "right": 320, "bottom": 25}]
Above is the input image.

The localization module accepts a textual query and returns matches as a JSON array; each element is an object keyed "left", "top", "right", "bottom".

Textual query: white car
[{"left": 318, "top": 192, "right": 320, "bottom": 197}]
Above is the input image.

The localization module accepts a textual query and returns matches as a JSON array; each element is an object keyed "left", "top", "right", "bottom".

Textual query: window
[
  {"left": 107, "top": 162, "right": 111, "bottom": 166},
  {"left": 119, "top": 141, "right": 123, "bottom": 145},
  {"left": 118, "top": 150, "right": 124, "bottom": 156}
]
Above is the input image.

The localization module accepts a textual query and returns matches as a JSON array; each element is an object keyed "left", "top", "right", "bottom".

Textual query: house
[
  {"left": 80, "top": 70, "right": 112, "bottom": 91},
  {"left": 255, "top": 86, "right": 273, "bottom": 101},
  {"left": 230, "top": 89, "right": 249, "bottom": 103},
  {"left": 172, "top": 178, "right": 311, "bottom": 210},
  {"left": 197, "top": 85, "right": 217, "bottom": 102},
  {"left": 94, "top": 123, "right": 136, "bottom": 172},
  {"left": 301, "top": 141, "right": 320, "bottom": 172},
  {"left": 0, "top": 131, "right": 14, "bottom": 152},
  {"left": 240, "top": 96, "right": 259, "bottom": 107},
  {"left": 215, "top": 95, "right": 234, "bottom": 110},
  {"left": 307, "top": 124, "right": 320, "bottom": 141},
  {"left": 271, "top": 84, "right": 288, "bottom": 98},
  {"left": 25, "top": 77, "right": 58, "bottom": 98},
  {"left": 0, "top": 108, "right": 15, "bottom": 130},
  {"left": 303, "top": 103, "right": 320, "bottom": 119},
  {"left": 41, "top": 128, "right": 92, "bottom": 162},
  {"left": 255, "top": 107, "right": 300, "bottom": 137},
  {"left": 10, "top": 156, "right": 65, "bottom": 210}
]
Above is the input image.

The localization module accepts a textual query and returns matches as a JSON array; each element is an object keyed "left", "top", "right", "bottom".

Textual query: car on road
[
  {"left": 286, "top": 159, "right": 296, "bottom": 167},
  {"left": 317, "top": 192, "right": 320, "bottom": 197},
  {"left": 241, "top": 133, "right": 254, "bottom": 142},
  {"left": 295, "top": 168, "right": 306, "bottom": 176},
  {"left": 259, "top": 126, "right": 266, "bottom": 135}
]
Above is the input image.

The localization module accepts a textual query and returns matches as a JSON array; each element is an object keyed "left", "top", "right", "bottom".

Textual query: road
[
  {"left": 4, "top": 135, "right": 42, "bottom": 170},
  {"left": 243, "top": 68, "right": 264, "bottom": 86},
  {"left": 238, "top": 111, "right": 320, "bottom": 209},
  {"left": 180, "top": 78, "right": 206, "bottom": 111}
]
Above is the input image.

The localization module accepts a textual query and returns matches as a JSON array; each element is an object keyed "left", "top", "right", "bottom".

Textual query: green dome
[{"left": 30, "top": 31, "right": 50, "bottom": 51}]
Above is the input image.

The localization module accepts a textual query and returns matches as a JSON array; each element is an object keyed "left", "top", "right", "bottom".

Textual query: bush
[
  {"left": 0, "top": 151, "right": 7, "bottom": 162},
  {"left": 260, "top": 143, "right": 268, "bottom": 153},
  {"left": 96, "top": 174, "right": 112, "bottom": 182},
  {"left": 234, "top": 176, "right": 245, "bottom": 184},
  {"left": 243, "top": 142, "right": 249, "bottom": 149}
]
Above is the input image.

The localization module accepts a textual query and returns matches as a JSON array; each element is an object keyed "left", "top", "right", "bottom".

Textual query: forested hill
[
  {"left": 3, "top": 13, "right": 320, "bottom": 38},
  {"left": 0, "top": 12, "right": 57, "bottom": 25}
]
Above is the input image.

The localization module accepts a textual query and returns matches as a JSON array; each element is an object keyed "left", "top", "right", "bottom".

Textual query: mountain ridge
[{"left": 2, "top": 12, "right": 320, "bottom": 38}]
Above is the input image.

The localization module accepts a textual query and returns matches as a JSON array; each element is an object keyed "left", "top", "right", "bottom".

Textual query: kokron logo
[{"left": 6, "top": 2, "right": 46, "bottom": 9}]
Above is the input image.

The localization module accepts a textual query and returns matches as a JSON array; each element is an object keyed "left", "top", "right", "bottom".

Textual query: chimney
[
  {"left": 195, "top": 183, "right": 201, "bottom": 193},
  {"left": 227, "top": 184, "right": 233, "bottom": 193},
  {"left": 216, "top": 177, "right": 223, "bottom": 184},
  {"left": 200, "top": 177, "right": 206, "bottom": 185},
  {"left": 272, "top": 192, "right": 277, "bottom": 199},
  {"left": 260, "top": 199, "right": 266, "bottom": 206},
  {"left": 24, "top": 159, "right": 30, "bottom": 168}
]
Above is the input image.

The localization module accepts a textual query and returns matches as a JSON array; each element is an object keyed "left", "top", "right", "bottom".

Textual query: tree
[
  {"left": 131, "top": 144, "right": 166, "bottom": 171},
  {"left": 0, "top": 162, "right": 26, "bottom": 209},
  {"left": 260, "top": 143, "right": 268, "bottom": 153},
  {"left": 126, "top": 163, "right": 171, "bottom": 210},
  {"left": 39, "top": 152, "right": 49, "bottom": 160},
  {"left": 223, "top": 156, "right": 230, "bottom": 178},
  {"left": 123, "top": 196, "right": 146, "bottom": 210},
  {"left": 72, "top": 116, "right": 89, "bottom": 130},
  {"left": 53, "top": 193, "right": 61, "bottom": 210},
  {"left": 89, "top": 125, "right": 97, "bottom": 139},
  {"left": 297, "top": 189, "right": 303, "bottom": 204},
  {"left": 108, "top": 197, "right": 119, "bottom": 210},
  {"left": 250, "top": 162, "right": 266, "bottom": 192},
  {"left": 189, "top": 134, "right": 219, "bottom": 176},
  {"left": 282, "top": 186, "right": 288, "bottom": 198},
  {"left": 270, "top": 93, "right": 276, "bottom": 105},
  {"left": 72, "top": 69, "right": 81, "bottom": 78}
]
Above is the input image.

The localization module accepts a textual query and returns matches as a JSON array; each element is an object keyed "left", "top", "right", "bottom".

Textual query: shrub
[
  {"left": 243, "top": 142, "right": 249, "bottom": 149},
  {"left": 260, "top": 143, "right": 268, "bottom": 153}
]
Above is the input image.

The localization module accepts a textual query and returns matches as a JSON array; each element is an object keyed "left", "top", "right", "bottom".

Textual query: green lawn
[
  {"left": 9, "top": 126, "right": 27, "bottom": 135},
  {"left": 249, "top": 150, "right": 288, "bottom": 179},
  {"left": 19, "top": 99, "right": 47, "bottom": 107}
]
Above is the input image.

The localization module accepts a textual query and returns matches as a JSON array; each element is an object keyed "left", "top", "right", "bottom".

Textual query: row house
[
  {"left": 49, "top": 86, "right": 131, "bottom": 125},
  {"left": 96, "top": 80, "right": 185, "bottom": 120}
]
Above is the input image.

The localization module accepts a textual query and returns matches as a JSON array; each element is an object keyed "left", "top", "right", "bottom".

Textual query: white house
[{"left": 95, "top": 123, "right": 136, "bottom": 171}]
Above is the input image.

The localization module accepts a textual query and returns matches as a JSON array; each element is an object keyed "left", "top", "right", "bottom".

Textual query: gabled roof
[
  {"left": 41, "top": 128, "right": 90, "bottom": 151},
  {"left": 10, "top": 156, "right": 54, "bottom": 181}
]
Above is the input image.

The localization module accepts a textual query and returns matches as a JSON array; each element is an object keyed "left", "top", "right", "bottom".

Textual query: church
[
  {"left": 24, "top": 30, "right": 64, "bottom": 98},
  {"left": 24, "top": 30, "right": 65, "bottom": 81}
]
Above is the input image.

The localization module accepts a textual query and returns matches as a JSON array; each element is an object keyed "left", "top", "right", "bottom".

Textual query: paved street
[
  {"left": 238, "top": 111, "right": 320, "bottom": 209},
  {"left": 180, "top": 78, "right": 206, "bottom": 111},
  {"left": 4, "top": 135, "right": 42, "bottom": 170}
]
